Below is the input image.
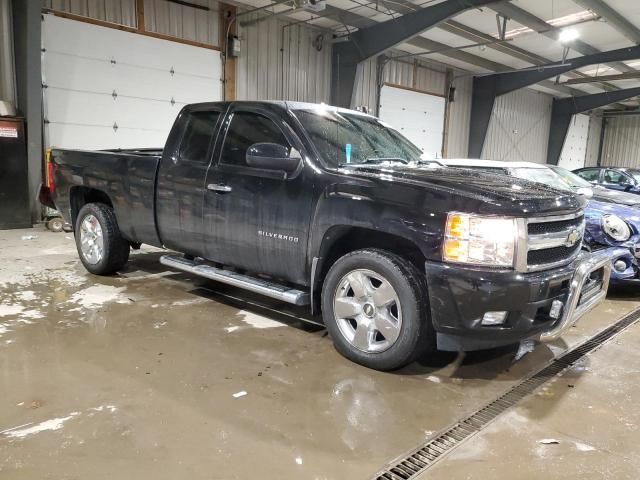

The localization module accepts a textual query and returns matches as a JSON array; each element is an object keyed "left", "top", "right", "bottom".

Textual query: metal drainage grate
[{"left": 373, "top": 307, "right": 640, "bottom": 480}]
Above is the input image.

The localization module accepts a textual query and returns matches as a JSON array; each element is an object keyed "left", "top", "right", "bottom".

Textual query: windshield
[
  {"left": 510, "top": 167, "right": 573, "bottom": 192},
  {"left": 625, "top": 169, "right": 640, "bottom": 183},
  {"left": 292, "top": 108, "right": 424, "bottom": 168},
  {"left": 549, "top": 166, "right": 592, "bottom": 188}
]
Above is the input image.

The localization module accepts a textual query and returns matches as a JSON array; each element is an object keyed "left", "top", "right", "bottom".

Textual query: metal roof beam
[
  {"left": 440, "top": 19, "right": 548, "bottom": 65},
  {"left": 440, "top": 19, "right": 619, "bottom": 92},
  {"left": 480, "top": 45, "right": 640, "bottom": 97},
  {"left": 547, "top": 87, "right": 640, "bottom": 164},
  {"left": 573, "top": 0, "right": 640, "bottom": 45},
  {"left": 563, "top": 71, "right": 640, "bottom": 85},
  {"left": 468, "top": 44, "right": 640, "bottom": 157},
  {"left": 491, "top": 2, "right": 634, "bottom": 73},
  {"left": 330, "top": 0, "right": 502, "bottom": 107}
]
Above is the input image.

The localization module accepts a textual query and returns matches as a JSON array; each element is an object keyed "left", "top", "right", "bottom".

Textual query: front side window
[
  {"left": 220, "top": 112, "right": 290, "bottom": 167},
  {"left": 575, "top": 168, "right": 601, "bottom": 183},
  {"left": 292, "top": 108, "right": 423, "bottom": 168},
  {"left": 604, "top": 169, "right": 631, "bottom": 185},
  {"left": 179, "top": 111, "right": 220, "bottom": 163}
]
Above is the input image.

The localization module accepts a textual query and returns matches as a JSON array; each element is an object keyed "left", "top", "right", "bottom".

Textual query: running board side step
[{"left": 160, "top": 255, "right": 310, "bottom": 306}]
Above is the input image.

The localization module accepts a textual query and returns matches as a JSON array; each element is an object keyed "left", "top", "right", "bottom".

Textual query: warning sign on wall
[{"left": 0, "top": 126, "right": 18, "bottom": 138}]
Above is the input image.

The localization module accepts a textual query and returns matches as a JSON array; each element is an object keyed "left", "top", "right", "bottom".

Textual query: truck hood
[{"left": 337, "top": 164, "right": 585, "bottom": 216}]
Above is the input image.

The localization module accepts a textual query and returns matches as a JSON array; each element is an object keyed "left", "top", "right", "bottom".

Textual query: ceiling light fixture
[
  {"left": 558, "top": 27, "right": 580, "bottom": 44},
  {"left": 500, "top": 10, "right": 596, "bottom": 40}
]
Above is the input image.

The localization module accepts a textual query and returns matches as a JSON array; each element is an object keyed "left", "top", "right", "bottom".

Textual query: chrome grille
[{"left": 516, "top": 212, "right": 585, "bottom": 272}]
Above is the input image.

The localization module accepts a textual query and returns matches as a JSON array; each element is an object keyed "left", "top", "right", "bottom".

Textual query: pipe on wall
[{"left": 0, "top": 0, "right": 16, "bottom": 106}]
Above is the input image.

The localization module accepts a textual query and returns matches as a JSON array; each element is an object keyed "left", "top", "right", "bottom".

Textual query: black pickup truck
[{"left": 40, "top": 101, "right": 612, "bottom": 371}]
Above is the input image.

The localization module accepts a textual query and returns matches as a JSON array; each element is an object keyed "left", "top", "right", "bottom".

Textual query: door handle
[{"left": 207, "top": 183, "right": 232, "bottom": 193}]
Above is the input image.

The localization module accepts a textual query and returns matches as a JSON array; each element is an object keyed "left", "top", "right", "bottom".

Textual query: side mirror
[{"left": 246, "top": 143, "right": 300, "bottom": 173}]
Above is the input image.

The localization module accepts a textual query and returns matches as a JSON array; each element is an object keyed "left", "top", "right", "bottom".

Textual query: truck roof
[{"left": 186, "top": 101, "right": 376, "bottom": 118}]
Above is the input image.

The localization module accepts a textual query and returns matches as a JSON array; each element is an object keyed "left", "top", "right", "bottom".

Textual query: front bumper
[
  {"left": 425, "top": 248, "right": 620, "bottom": 351},
  {"left": 608, "top": 246, "right": 640, "bottom": 283}
]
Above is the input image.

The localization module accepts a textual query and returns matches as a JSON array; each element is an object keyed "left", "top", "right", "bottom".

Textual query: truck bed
[{"left": 50, "top": 148, "right": 163, "bottom": 247}]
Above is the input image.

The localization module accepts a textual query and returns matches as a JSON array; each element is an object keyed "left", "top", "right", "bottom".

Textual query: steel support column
[
  {"left": 547, "top": 87, "right": 640, "bottom": 165},
  {"left": 11, "top": 0, "right": 41, "bottom": 221},
  {"left": 330, "top": 0, "right": 499, "bottom": 107},
  {"left": 468, "top": 44, "right": 640, "bottom": 158}
]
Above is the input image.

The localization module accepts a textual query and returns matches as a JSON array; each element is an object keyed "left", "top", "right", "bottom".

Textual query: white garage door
[
  {"left": 378, "top": 84, "right": 446, "bottom": 159},
  {"left": 42, "top": 14, "right": 222, "bottom": 150},
  {"left": 558, "top": 114, "right": 590, "bottom": 170}
]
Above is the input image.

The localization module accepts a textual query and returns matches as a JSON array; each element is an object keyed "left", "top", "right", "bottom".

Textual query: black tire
[
  {"left": 75, "top": 203, "right": 130, "bottom": 275},
  {"left": 321, "top": 248, "right": 432, "bottom": 371}
]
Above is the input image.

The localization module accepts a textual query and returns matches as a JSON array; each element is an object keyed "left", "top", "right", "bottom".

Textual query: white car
[{"left": 441, "top": 159, "right": 593, "bottom": 196}]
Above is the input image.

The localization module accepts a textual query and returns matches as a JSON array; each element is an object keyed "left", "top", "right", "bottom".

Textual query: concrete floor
[{"left": 0, "top": 227, "right": 639, "bottom": 479}]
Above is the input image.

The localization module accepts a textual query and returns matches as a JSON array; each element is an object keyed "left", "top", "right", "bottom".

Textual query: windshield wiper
[
  {"left": 339, "top": 158, "right": 409, "bottom": 166},
  {"left": 364, "top": 157, "right": 409, "bottom": 164}
]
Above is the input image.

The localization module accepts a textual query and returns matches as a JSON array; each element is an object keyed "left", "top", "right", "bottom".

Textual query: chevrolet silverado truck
[{"left": 40, "top": 101, "right": 612, "bottom": 371}]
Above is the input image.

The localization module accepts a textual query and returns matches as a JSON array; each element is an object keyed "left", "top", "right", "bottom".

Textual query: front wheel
[
  {"left": 75, "top": 203, "right": 130, "bottom": 275},
  {"left": 321, "top": 249, "right": 431, "bottom": 371}
]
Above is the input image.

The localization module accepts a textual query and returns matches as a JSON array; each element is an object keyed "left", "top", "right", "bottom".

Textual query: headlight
[
  {"left": 443, "top": 213, "right": 516, "bottom": 267},
  {"left": 602, "top": 214, "right": 631, "bottom": 241}
]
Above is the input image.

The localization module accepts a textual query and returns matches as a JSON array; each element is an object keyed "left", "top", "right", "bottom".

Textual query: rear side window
[
  {"left": 220, "top": 112, "right": 290, "bottom": 167},
  {"left": 178, "top": 111, "right": 220, "bottom": 163},
  {"left": 575, "top": 168, "right": 600, "bottom": 182}
]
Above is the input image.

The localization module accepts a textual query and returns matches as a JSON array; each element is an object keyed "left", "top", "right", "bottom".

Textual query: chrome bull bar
[{"left": 540, "top": 247, "right": 627, "bottom": 341}]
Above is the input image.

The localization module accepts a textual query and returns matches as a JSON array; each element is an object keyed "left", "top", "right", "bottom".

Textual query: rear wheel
[
  {"left": 321, "top": 249, "right": 431, "bottom": 371},
  {"left": 75, "top": 203, "right": 130, "bottom": 275}
]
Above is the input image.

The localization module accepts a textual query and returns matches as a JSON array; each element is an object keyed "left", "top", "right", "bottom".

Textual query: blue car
[
  {"left": 584, "top": 200, "right": 640, "bottom": 283},
  {"left": 573, "top": 166, "right": 640, "bottom": 196},
  {"left": 442, "top": 160, "right": 640, "bottom": 284}
]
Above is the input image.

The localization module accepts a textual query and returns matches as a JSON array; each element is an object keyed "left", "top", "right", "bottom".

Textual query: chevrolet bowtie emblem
[{"left": 565, "top": 228, "right": 581, "bottom": 247}]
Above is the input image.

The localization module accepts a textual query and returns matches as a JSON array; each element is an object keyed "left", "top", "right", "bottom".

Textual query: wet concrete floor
[
  {"left": 1, "top": 227, "right": 638, "bottom": 479},
  {"left": 422, "top": 314, "right": 640, "bottom": 480}
]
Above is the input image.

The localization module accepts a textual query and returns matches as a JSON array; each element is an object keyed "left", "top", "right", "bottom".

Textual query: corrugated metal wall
[
  {"left": 446, "top": 75, "right": 472, "bottom": 158},
  {"left": 144, "top": 0, "right": 219, "bottom": 46},
  {"left": 383, "top": 59, "right": 414, "bottom": 89},
  {"left": 600, "top": 115, "right": 640, "bottom": 167},
  {"left": 0, "top": 0, "right": 16, "bottom": 104},
  {"left": 352, "top": 56, "right": 379, "bottom": 111},
  {"left": 483, "top": 88, "right": 553, "bottom": 164},
  {"left": 43, "top": 0, "right": 137, "bottom": 27},
  {"left": 42, "top": 0, "right": 220, "bottom": 46},
  {"left": 236, "top": 14, "right": 331, "bottom": 103},
  {"left": 412, "top": 62, "right": 447, "bottom": 95},
  {"left": 584, "top": 113, "right": 603, "bottom": 167}
]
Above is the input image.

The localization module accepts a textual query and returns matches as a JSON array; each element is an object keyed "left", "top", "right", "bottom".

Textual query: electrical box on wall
[
  {"left": 0, "top": 117, "right": 31, "bottom": 229},
  {"left": 227, "top": 35, "right": 241, "bottom": 57}
]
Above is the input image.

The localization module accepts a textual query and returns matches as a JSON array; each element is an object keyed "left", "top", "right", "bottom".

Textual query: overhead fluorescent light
[{"left": 500, "top": 10, "right": 597, "bottom": 40}]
